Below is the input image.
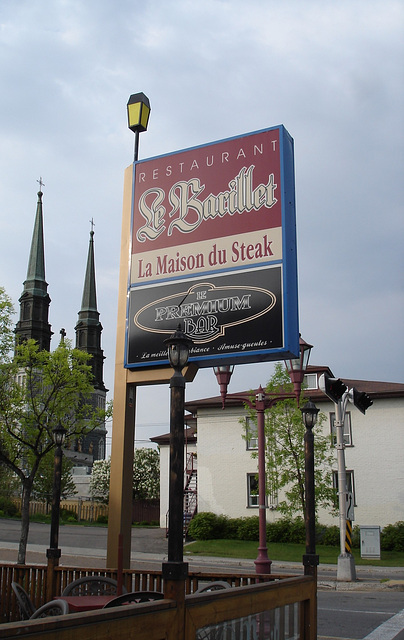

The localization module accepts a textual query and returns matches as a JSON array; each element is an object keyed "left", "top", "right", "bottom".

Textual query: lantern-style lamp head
[
  {"left": 127, "top": 93, "right": 151, "bottom": 134},
  {"left": 301, "top": 400, "right": 319, "bottom": 430},
  {"left": 213, "top": 365, "right": 235, "bottom": 409},
  {"left": 285, "top": 335, "right": 313, "bottom": 404},
  {"left": 52, "top": 423, "right": 67, "bottom": 447},
  {"left": 165, "top": 325, "right": 193, "bottom": 372}
]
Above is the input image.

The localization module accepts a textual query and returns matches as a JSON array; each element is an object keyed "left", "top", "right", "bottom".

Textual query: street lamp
[
  {"left": 301, "top": 400, "right": 320, "bottom": 577},
  {"left": 285, "top": 335, "right": 313, "bottom": 405},
  {"left": 127, "top": 92, "right": 151, "bottom": 161},
  {"left": 46, "top": 422, "right": 66, "bottom": 598},
  {"left": 163, "top": 325, "right": 193, "bottom": 587},
  {"left": 47, "top": 423, "right": 66, "bottom": 559},
  {"left": 213, "top": 337, "right": 313, "bottom": 574},
  {"left": 213, "top": 365, "right": 234, "bottom": 409}
]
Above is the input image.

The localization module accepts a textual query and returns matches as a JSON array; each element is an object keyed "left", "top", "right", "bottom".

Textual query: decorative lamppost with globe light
[{"left": 214, "top": 336, "right": 317, "bottom": 574}]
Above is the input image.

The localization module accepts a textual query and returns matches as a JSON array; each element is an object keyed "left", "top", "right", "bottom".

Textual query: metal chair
[
  {"left": 62, "top": 576, "right": 127, "bottom": 596},
  {"left": 11, "top": 581, "right": 36, "bottom": 620},
  {"left": 195, "top": 581, "right": 232, "bottom": 593},
  {"left": 103, "top": 591, "right": 164, "bottom": 608},
  {"left": 30, "top": 599, "right": 70, "bottom": 618}
]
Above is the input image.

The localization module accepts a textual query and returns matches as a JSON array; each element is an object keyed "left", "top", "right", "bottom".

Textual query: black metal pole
[
  {"left": 303, "top": 423, "right": 319, "bottom": 577},
  {"left": 134, "top": 130, "right": 140, "bottom": 162},
  {"left": 168, "top": 369, "right": 185, "bottom": 562},
  {"left": 46, "top": 443, "right": 63, "bottom": 560},
  {"left": 254, "top": 400, "right": 272, "bottom": 574},
  {"left": 163, "top": 367, "right": 188, "bottom": 584}
]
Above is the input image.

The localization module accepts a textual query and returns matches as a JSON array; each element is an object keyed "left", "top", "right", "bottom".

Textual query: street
[
  {"left": 1, "top": 519, "right": 403, "bottom": 639},
  {"left": 318, "top": 591, "right": 404, "bottom": 640}
]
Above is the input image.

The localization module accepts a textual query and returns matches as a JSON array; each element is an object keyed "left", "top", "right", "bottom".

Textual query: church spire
[
  {"left": 75, "top": 223, "right": 106, "bottom": 392},
  {"left": 15, "top": 185, "right": 52, "bottom": 351}
]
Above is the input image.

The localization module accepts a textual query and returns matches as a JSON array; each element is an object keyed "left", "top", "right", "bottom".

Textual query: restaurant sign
[{"left": 125, "top": 125, "right": 299, "bottom": 369}]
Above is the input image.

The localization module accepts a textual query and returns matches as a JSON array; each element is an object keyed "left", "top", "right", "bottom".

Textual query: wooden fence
[
  {"left": 11, "top": 498, "right": 108, "bottom": 523},
  {"left": 10, "top": 499, "right": 159, "bottom": 524}
]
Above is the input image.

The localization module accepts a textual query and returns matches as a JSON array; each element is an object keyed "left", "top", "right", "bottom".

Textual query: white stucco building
[{"left": 152, "top": 366, "right": 404, "bottom": 530}]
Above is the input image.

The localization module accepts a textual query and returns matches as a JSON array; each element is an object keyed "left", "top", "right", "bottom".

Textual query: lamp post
[
  {"left": 127, "top": 92, "right": 151, "bottom": 161},
  {"left": 213, "top": 336, "right": 313, "bottom": 574},
  {"left": 46, "top": 423, "right": 66, "bottom": 599},
  {"left": 301, "top": 400, "right": 320, "bottom": 577},
  {"left": 162, "top": 325, "right": 193, "bottom": 590}
]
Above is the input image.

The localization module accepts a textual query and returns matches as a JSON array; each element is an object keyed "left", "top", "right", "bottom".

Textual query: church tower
[
  {"left": 74, "top": 224, "right": 107, "bottom": 462},
  {"left": 15, "top": 188, "right": 52, "bottom": 350}
]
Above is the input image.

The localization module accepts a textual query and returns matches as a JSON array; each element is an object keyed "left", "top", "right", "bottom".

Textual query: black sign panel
[{"left": 126, "top": 266, "right": 283, "bottom": 368}]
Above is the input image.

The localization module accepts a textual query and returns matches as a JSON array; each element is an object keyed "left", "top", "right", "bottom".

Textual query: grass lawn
[{"left": 184, "top": 539, "right": 404, "bottom": 567}]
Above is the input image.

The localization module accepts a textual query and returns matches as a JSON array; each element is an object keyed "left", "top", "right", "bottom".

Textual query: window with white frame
[
  {"left": 303, "top": 373, "right": 318, "bottom": 390},
  {"left": 330, "top": 411, "right": 353, "bottom": 446},
  {"left": 247, "top": 474, "right": 259, "bottom": 507},
  {"left": 245, "top": 417, "right": 258, "bottom": 450},
  {"left": 332, "top": 469, "right": 356, "bottom": 505}
]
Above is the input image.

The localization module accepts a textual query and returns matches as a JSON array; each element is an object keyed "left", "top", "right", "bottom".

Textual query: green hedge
[{"left": 187, "top": 513, "right": 404, "bottom": 551}]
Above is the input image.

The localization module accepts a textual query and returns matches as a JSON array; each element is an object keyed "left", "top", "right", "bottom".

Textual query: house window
[
  {"left": 303, "top": 373, "right": 318, "bottom": 390},
  {"left": 330, "top": 412, "right": 353, "bottom": 446},
  {"left": 333, "top": 470, "right": 356, "bottom": 505},
  {"left": 246, "top": 417, "right": 258, "bottom": 450},
  {"left": 247, "top": 474, "right": 259, "bottom": 507}
]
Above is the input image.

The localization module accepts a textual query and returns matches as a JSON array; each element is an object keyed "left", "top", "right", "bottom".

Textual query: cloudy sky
[{"left": 1, "top": 0, "right": 403, "bottom": 451}]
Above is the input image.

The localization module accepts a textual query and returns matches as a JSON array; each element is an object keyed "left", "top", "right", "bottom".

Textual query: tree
[
  {"left": 32, "top": 451, "right": 77, "bottom": 508},
  {"left": 90, "top": 448, "right": 160, "bottom": 504},
  {"left": 243, "top": 363, "right": 336, "bottom": 519},
  {"left": 0, "top": 287, "right": 112, "bottom": 563},
  {"left": 89, "top": 457, "right": 111, "bottom": 504}
]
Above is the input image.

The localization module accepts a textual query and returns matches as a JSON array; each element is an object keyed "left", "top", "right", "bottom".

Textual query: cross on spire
[
  {"left": 89, "top": 218, "right": 95, "bottom": 233},
  {"left": 37, "top": 177, "right": 45, "bottom": 192}
]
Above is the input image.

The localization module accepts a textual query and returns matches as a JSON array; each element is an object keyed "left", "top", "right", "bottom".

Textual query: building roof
[
  {"left": 183, "top": 365, "right": 404, "bottom": 414},
  {"left": 150, "top": 367, "right": 404, "bottom": 442},
  {"left": 150, "top": 416, "right": 196, "bottom": 446}
]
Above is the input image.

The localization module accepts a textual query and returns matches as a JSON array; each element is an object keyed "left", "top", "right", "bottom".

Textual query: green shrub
[
  {"left": 96, "top": 514, "right": 108, "bottom": 524},
  {"left": 188, "top": 512, "right": 219, "bottom": 540},
  {"left": 60, "top": 508, "right": 77, "bottom": 522},
  {"left": 237, "top": 517, "right": 259, "bottom": 541},
  {"left": 321, "top": 525, "right": 340, "bottom": 547},
  {"left": 0, "top": 497, "right": 18, "bottom": 517},
  {"left": 267, "top": 518, "right": 305, "bottom": 543},
  {"left": 381, "top": 521, "right": 404, "bottom": 552},
  {"left": 218, "top": 515, "right": 239, "bottom": 539},
  {"left": 287, "top": 518, "right": 306, "bottom": 544}
]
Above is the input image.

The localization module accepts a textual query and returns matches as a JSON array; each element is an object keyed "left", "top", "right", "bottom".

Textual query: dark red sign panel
[{"left": 125, "top": 126, "right": 299, "bottom": 368}]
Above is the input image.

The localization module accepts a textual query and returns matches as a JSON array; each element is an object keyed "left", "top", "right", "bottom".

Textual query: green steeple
[
  {"left": 75, "top": 225, "right": 106, "bottom": 392},
  {"left": 15, "top": 188, "right": 52, "bottom": 351},
  {"left": 25, "top": 191, "right": 47, "bottom": 294}
]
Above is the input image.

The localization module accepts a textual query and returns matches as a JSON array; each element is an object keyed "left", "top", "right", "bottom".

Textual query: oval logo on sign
[{"left": 134, "top": 281, "right": 276, "bottom": 343}]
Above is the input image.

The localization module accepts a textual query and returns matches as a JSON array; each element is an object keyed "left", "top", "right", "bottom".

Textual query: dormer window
[{"left": 303, "top": 373, "right": 318, "bottom": 390}]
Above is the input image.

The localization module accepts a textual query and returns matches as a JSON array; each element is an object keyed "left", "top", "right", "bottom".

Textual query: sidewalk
[{"left": 1, "top": 538, "right": 403, "bottom": 593}]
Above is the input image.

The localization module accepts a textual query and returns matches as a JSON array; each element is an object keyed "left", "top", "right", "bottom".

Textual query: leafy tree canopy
[
  {"left": 32, "top": 451, "right": 78, "bottom": 504},
  {"left": 0, "top": 286, "right": 112, "bottom": 563},
  {"left": 243, "top": 363, "right": 336, "bottom": 519}
]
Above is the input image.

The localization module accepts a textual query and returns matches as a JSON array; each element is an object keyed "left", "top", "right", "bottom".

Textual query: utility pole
[{"left": 319, "top": 374, "right": 372, "bottom": 582}]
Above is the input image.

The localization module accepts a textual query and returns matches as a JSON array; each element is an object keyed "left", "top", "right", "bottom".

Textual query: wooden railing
[
  {"left": 0, "top": 569, "right": 316, "bottom": 639},
  {"left": 1, "top": 563, "right": 297, "bottom": 624}
]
